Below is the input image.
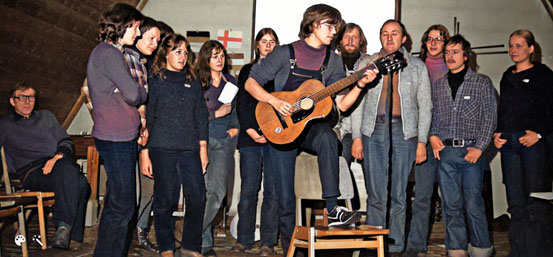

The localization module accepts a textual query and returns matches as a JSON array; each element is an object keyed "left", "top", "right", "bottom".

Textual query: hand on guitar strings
[
  {"left": 357, "top": 69, "right": 379, "bottom": 89},
  {"left": 269, "top": 97, "right": 293, "bottom": 117}
]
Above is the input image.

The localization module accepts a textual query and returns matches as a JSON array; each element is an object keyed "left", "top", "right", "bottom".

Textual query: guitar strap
[{"left": 287, "top": 44, "right": 331, "bottom": 83}]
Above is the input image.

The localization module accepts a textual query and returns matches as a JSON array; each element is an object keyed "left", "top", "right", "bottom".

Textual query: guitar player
[
  {"left": 244, "top": 4, "right": 377, "bottom": 255},
  {"left": 350, "top": 19, "right": 433, "bottom": 256}
]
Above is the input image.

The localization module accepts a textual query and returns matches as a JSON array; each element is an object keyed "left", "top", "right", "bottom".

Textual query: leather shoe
[
  {"left": 51, "top": 225, "right": 71, "bottom": 249},
  {"left": 136, "top": 226, "right": 158, "bottom": 252}
]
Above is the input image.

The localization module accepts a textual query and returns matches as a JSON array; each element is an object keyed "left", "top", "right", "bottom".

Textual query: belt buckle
[{"left": 452, "top": 139, "right": 464, "bottom": 147}]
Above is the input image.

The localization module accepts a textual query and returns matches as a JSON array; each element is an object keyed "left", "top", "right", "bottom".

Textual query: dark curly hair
[
  {"left": 151, "top": 34, "right": 195, "bottom": 81},
  {"left": 97, "top": 3, "right": 144, "bottom": 43}
]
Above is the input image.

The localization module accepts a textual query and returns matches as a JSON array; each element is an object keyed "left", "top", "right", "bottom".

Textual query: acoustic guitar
[{"left": 255, "top": 51, "right": 404, "bottom": 145}]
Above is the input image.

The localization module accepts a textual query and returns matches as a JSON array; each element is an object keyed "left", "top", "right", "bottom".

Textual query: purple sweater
[
  {"left": 86, "top": 42, "right": 147, "bottom": 141},
  {"left": 425, "top": 56, "right": 448, "bottom": 86}
]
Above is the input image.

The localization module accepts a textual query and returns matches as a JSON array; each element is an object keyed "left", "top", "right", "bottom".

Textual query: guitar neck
[{"left": 309, "top": 64, "right": 375, "bottom": 104}]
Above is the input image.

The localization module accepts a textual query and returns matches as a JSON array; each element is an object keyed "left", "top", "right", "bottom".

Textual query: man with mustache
[
  {"left": 429, "top": 34, "right": 496, "bottom": 257},
  {"left": 350, "top": 19, "right": 432, "bottom": 256},
  {"left": 245, "top": 4, "right": 377, "bottom": 255}
]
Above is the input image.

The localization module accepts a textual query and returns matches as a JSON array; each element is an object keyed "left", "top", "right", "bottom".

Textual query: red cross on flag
[{"left": 217, "top": 29, "right": 243, "bottom": 49}]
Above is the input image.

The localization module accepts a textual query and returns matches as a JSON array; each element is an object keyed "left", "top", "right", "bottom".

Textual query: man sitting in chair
[{"left": 0, "top": 82, "right": 91, "bottom": 250}]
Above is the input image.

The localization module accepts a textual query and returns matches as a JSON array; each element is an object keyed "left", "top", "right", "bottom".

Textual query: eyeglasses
[
  {"left": 320, "top": 22, "right": 337, "bottom": 32},
  {"left": 13, "top": 95, "right": 36, "bottom": 102},
  {"left": 426, "top": 37, "right": 444, "bottom": 43}
]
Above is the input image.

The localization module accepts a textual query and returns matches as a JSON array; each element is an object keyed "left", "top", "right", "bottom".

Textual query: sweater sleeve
[
  {"left": 237, "top": 64, "right": 259, "bottom": 132},
  {"left": 194, "top": 81, "right": 209, "bottom": 142},
  {"left": 101, "top": 46, "right": 144, "bottom": 106},
  {"left": 228, "top": 75, "right": 240, "bottom": 130},
  {"left": 46, "top": 111, "right": 74, "bottom": 158},
  {"left": 145, "top": 77, "right": 159, "bottom": 149},
  {"left": 249, "top": 45, "right": 288, "bottom": 86}
]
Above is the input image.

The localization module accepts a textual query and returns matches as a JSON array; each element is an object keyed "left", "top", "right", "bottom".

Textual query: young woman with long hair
[
  {"left": 231, "top": 28, "right": 279, "bottom": 256},
  {"left": 493, "top": 29, "right": 553, "bottom": 257},
  {"left": 139, "top": 33, "right": 208, "bottom": 257},
  {"left": 195, "top": 40, "right": 239, "bottom": 257}
]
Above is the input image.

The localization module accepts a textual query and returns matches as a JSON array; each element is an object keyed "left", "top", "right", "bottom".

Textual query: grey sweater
[{"left": 351, "top": 47, "right": 432, "bottom": 142}]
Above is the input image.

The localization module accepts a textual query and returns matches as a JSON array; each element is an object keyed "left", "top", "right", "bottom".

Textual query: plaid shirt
[
  {"left": 430, "top": 68, "right": 497, "bottom": 150},
  {"left": 124, "top": 47, "right": 149, "bottom": 93}
]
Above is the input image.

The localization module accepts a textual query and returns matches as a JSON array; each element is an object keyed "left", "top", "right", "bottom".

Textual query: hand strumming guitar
[{"left": 268, "top": 96, "right": 292, "bottom": 117}]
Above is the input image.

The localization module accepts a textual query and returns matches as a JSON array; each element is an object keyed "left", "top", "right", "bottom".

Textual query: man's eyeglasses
[
  {"left": 320, "top": 22, "right": 337, "bottom": 32},
  {"left": 13, "top": 95, "right": 36, "bottom": 102},
  {"left": 426, "top": 37, "right": 444, "bottom": 43}
]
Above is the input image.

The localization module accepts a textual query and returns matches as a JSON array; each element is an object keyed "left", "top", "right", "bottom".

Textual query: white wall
[{"left": 402, "top": 0, "right": 553, "bottom": 218}]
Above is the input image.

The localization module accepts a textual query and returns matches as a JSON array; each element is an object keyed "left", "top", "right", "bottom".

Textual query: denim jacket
[{"left": 351, "top": 47, "right": 432, "bottom": 142}]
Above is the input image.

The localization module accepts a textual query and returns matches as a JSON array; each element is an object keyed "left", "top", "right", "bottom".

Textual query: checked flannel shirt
[{"left": 429, "top": 68, "right": 497, "bottom": 150}]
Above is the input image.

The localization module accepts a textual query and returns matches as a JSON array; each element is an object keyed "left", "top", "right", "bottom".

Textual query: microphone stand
[{"left": 386, "top": 67, "right": 394, "bottom": 226}]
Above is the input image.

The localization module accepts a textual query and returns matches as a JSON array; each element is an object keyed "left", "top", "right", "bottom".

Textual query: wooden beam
[
  {"left": 62, "top": 79, "right": 87, "bottom": 130},
  {"left": 542, "top": 0, "right": 553, "bottom": 21},
  {"left": 136, "top": 0, "right": 148, "bottom": 11}
]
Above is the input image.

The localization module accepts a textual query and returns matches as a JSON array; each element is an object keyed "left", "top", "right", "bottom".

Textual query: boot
[{"left": 136, "top": 226, "right": 158, "bottom": 252}]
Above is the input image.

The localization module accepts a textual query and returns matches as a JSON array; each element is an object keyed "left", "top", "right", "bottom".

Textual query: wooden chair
[
  {"left": 287, "top": 153, "right": 389, "bottom": 257},
  {"left": 1, "top": 147, "right": 54, "bottom": 250},
  {"left": 0, "top": 196, "right": 32, "bottom": 257}
]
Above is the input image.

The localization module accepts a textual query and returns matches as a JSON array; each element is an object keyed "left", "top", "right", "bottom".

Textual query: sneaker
[
  {"left": 259, "top": 245, "right": 275, "bottom": 257},
  {"left": 326, "top": 206, "right": 361, "bottom": 227},
  {"left": 230, "top": 243, "right": 251, "bottom": 252}
]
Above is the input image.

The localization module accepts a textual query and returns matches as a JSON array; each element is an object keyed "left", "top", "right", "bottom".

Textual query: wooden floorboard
[{"left": 0, "top": 211, "right": 510, "bottom": 257}]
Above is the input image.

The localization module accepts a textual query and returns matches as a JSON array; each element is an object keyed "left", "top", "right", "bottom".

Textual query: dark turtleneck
[{"left": 448, "top": 64, "right": 468, "bottom": 100}]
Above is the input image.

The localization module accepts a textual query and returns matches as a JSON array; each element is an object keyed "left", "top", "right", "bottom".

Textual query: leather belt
[{"left": 443, "top": 139, "right": 476, "bottom": 147}]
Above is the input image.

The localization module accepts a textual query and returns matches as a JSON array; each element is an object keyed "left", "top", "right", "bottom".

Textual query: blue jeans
[
  {"left": 341, "top": 133, "right": 354, "bottom": 165},
  {"left": 236, "top": 146, "right": 278, "bottom": 247},
  {"left": 93, "top": 139, "right": 137, "bottom": 257},
  {"left": 362, "top": 121, "right": 416, "bottom": 253},
  {"left": 500, "top": 132, "right": 553, "bottom": 257},
  {"left": 406, "top": 144, "right": 439, "bottom": 252},
  {"left": 201, "top": 136, "right": 237, "bottom": 249},
  {"left": 270, "top": 122, "right": 341, "bottom": 255},
  {"left": 150, "top": 148, "right": 206, "bottom": 253},
  {"left": 438, "top": 146, "right": 491, "bottom": 250}
]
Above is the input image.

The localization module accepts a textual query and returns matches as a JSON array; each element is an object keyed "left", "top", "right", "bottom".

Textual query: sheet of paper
[
  {"left": 530, "top": 192, "right": 553, "bottom": 200},
  {"left": 217, "top": 81, "right": 239, "bottom": 104}
]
